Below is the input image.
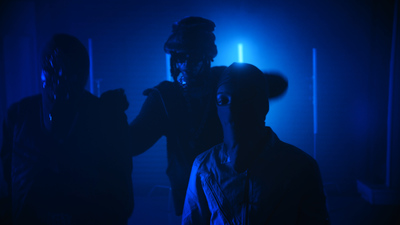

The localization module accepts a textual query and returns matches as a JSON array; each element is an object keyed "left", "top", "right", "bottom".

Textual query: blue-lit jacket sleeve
[
  {"left": 297, "top": 160, "right": 330, "bottom": 225},
  {"left": 0, "top": 105, "right": 15, "bottom": 224},
  {"left": 182, "top": 157, "right": 210, "bottom": 225},
  {"left": 129, "top": 89, "right": 167, "bottom": 156}
]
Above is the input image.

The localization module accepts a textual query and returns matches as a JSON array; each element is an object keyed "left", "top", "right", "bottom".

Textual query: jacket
[
  {"left": 182, "top": 127, "right": 329, "bottom": 225},
  {"left": 129, "top": 66, "right": 226, "bottom": 215},
  {"left": 0, "top": 92, "right": 133, "bottom": 224}
]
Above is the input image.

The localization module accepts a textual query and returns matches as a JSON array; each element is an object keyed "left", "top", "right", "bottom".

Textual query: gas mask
[
  {"left": 164, "top": 17, "right": 217, "bottom": 90},
  {"left": 173, "top": 53, "right": 210, "bottom": 89}
]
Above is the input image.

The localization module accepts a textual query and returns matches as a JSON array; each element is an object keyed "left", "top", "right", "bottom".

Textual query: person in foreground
[
  {"left": 0, "top": 33, "right": 133, "bottom": 224},
  {"left": 129, "top": 17, "right": 287, "bottom": 217},
  {"left": 182, "top": 62, "right": 330, "bottom": 224}
]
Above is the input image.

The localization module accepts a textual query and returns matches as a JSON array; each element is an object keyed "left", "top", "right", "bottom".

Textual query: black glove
[{"left": 100, "top": 88, "right": 129, "bottom": 112}]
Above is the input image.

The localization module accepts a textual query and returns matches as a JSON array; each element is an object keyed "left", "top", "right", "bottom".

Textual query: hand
[{"left": 100, "top": 88, "right": 129, "bottom": 112}]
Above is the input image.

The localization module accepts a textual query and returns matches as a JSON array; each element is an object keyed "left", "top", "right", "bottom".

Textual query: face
[
  {"left": 175, "top": 53, "right": 207, "bottom": 87},
  {"left": 41, "top": 50, "right": 85, "bottom": 104},
  {"left": 217, "top": 83, "right": 251, "bottom": 127},
  {"left": 217, "top": 82, "right": 266, "bottom": 137}
]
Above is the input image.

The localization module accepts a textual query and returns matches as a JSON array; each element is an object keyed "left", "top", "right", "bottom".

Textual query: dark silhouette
[
  {"left": 129, "top": 17, "right": 288, "bottom": 217},
  {"left": 129, "top": 16, "right": 225, "bottom": 216},
  {"left": 0, "top": 34, "right": 133, "bottom": 224},
  {"left": 182, "top": 62, "right": 330, "bottom": 224}
]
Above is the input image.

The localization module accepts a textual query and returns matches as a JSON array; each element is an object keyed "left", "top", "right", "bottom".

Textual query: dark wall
[
  {"left": 0, "top": 0, "right": 397, "bottom": 194},
  {"left": 366, "top": 0, "right": 396, "bottom": 185},
  {"left": 0, "top": 0, "right": 41, "bottom": 195}
]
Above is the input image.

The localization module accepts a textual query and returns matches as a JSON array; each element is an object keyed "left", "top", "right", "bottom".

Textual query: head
[
  {"left": 41, "top": 34, "right": 89, "bottom": 132},
  {"left": 216, "top": 63, "right": 269, "bottom": 140},
  {"left": 164, "top": 17, "right": 217, "bottom": 88},
  {"left": 41, "top": 33, "right": 89, "bottom": 105}
]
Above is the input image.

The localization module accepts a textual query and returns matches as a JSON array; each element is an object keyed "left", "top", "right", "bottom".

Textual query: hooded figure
[
  {"left": 182, "top": 63, "right": 330, "bottom": 224},
  {"left": 1, "top": 34, "right": 133, "bottom": 224}
]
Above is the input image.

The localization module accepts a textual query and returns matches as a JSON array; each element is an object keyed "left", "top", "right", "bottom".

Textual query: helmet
[{"left": 164, "top": 16, "right": 217, "bottom": 60}]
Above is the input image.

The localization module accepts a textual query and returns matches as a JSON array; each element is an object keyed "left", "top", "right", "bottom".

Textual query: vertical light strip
[
  {"left": 88, "top": 38, "right": 94, "bottom": 94},
  {"left": 166, "top": 54, "right": 172, "bottom": 81},
  {"left": 386, "top": 0, "right": 398, "bottom": 188},
  {"left": 313, "top": 48, "right": 317, "bottom": 159},
  {"left": 238, "top": 43, "right": 243, "bottom": 62}
]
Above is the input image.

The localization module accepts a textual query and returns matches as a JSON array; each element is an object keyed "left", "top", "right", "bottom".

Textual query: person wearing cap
[
  {"left": 182, "top": 63, "right": 330, "bottom": 225},
  {"left": 0, "top": 33, "right": 134, "bottom": 224},
  {"left": 129, "top": 16, "right": 288, "bottom": 217}
]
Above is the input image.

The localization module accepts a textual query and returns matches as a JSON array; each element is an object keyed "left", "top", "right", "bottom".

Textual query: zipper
[{"left": 204, "top": 174, "right": 235, "bottom": 225}]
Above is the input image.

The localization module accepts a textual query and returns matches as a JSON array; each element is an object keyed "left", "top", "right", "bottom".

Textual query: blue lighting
[
  {"left": 166, "top": 54, "right": 172, "bottom": 81},
  {"left": 312, "top": 48, "right": 317, "bottom": 135},
  {"left": 238, "top": 43, "right": 243, "bottom": 62},
  {"left": 313, "top": 48, "right": 317, "bottom": 159},
  {"left": 88, "top": 38, "right": 93, "bottom": 94}
]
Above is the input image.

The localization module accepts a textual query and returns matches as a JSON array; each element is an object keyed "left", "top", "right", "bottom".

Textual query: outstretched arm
[{"left": 129, "top": 89, "right": 168, "bottom": 156}]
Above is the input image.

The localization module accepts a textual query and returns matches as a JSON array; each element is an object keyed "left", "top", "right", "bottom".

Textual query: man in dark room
[
  {"left": 128, "top": 16, "right": 288, "bottom": 217},
  {"left": 129, "top": 16, "right": 225, "bottom": 216},
  {"left": 182, "top": 62, "right": 330, "bottom": 224},
  {"left": 0, "top": 33, "right": 134, "bottom": 224}
]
